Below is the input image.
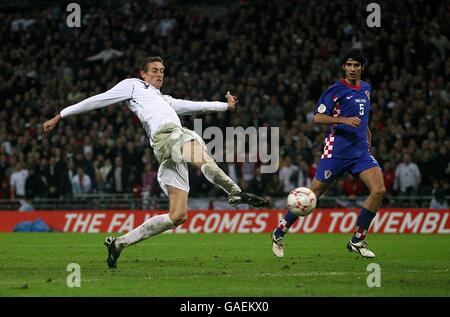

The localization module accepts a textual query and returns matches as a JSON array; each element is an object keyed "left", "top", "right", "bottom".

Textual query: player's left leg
[
  {"left": 271, "top": 178, "right": 330, "bottom": 258},
  {"left": 115, "top": 186, "right": 186, "bottom": 249},
  {"left": 104, "top": 186, "right": 186, "bottom": 268},
  {"left": 271, "top": 155, "right": 353, "bottom": 258},
  {"left": 347, "top": 165, "right": 386, "bottom": 258}
]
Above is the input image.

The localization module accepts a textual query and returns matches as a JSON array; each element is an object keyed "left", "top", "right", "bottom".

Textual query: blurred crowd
[{"left": 0, "top": 0, "right": 449, "bottom": 207}]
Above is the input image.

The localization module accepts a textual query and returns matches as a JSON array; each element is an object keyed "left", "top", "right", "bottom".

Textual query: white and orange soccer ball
[{"left": 287, "top": 187, "right": 317, "bottom": 217}]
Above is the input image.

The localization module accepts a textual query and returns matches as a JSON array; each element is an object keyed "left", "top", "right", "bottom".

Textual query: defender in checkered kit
[{"left": 272, "top": 49, "right": 386, "bottom": 259}]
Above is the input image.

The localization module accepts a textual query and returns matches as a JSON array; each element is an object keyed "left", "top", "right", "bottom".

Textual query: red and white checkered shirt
[{"left": 321, "top": 99, "right": 341, "bottom": 159}]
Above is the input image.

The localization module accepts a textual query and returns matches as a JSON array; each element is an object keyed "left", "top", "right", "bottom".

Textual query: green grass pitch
[{"left": 0, "top": 233, "right": 449, "bottom": 296}]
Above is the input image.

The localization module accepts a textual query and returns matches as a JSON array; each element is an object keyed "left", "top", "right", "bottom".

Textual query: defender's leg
[
  {"left": 271, "top": 178, "right": 330, "bottom": 258},
  {"left": 359, "top": 166, "right": 386, "bottom": 213},
  {"left": 347, "top": 166, "right": 386, "bottom": 258}
]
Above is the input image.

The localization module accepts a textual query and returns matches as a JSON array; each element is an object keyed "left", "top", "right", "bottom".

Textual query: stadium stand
[{"left": 0, "top": 0, "right": 448, "bottom": 210}]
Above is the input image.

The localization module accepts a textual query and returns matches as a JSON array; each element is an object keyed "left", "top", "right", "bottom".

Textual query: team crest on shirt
[
  {"left": 365, "top": 90, "right": 370, "bottom": 100},
  {"left": 318, "top": 104, "right": 326, "bottom": 113},
  {"left": 324, "top": 170, "right": 332, "bottom": 179}
]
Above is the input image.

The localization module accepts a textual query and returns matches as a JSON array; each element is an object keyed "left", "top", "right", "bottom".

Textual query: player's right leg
[
  {"left": 104, "top": 186, "right": 186, "bottom": 268},
  {"left": 271, "top": 178, "right": 329, "bottom": 258},
  {"left": 181, "top": 140, "right": 270, "bottom": 207}
]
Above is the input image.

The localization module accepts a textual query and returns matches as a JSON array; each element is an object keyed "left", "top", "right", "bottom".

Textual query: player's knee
[
  {"left": 372, "top": 186, "right": 386, "bottom": 198},
  {"left": 170, "top": 211, "right": 188, "bottom": 226}
]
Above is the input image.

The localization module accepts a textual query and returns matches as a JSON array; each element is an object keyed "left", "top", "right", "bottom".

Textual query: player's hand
[
  {"left": 340, "top": 117, "right": 361, "bottom": 128},
  {"left": 225, "top": 91, "right": 238, "bottom": 111},
  {"left": 43, "top": 114, "right": 61, "bottom": 136}
]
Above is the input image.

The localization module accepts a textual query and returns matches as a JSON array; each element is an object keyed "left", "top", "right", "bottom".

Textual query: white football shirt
[
  {"left": 60, "top": 78, "right": 228, "bottom": 144},
  {"left": 10, "top": 169, "right": 29, "bottom": 196}
]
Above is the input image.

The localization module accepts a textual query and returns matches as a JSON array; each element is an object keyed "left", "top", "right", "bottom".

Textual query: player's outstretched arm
[
  {"left": 42, "top": 79, "right": 133, "bottom": 136},
  {"left": 169, "top": 91, "right": 237, "bottom": 114}
]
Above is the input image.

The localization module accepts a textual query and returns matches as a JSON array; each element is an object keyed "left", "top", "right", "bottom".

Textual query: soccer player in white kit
[{"left": 43, "top": 56, "right": 269, "bottom": 268}]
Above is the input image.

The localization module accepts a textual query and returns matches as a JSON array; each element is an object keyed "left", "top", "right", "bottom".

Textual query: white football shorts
[{"left": 152, "top": 123, "right": 206, "bottom": 195}]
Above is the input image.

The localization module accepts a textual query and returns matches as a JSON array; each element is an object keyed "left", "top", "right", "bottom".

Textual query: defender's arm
[{"left": 313, "top": 113, "right": 361, "bottom": 128}]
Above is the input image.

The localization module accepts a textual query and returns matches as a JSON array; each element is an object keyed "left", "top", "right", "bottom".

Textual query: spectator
[
  {"left": 430, "top": 191, "right": 449, "bottom": 209},
  {"left": 429, "top": 28, "right": 449, "bottom": 61},
  {"left": 236, "top": 153, "right": 259, "bottom": 183},
  {"left": 434, "top": 145, "right": 449, "bottom": 180},
  {"left": 67, "top": 160, "right": 76, "bottom": 191},
  {"left": 394, "top": 153, "right": 421, "bottom": 195},
  {"left": 265, "top": 173, "right": 283, "bottom": 197},
  {"left": 18, "top": 197, "right": 34, "bottom": 211},
  {"left": 0, "top": 176, "right": 10, "bottom": 199},
  {"left": 279, "top": 156, "right": 299, "bottom": 194},
  {"left": 418, "top": 151, "right": 434, "bottom": 194},
  {"left": 25, "top": 167, "right": 46, "bottom": 199},
  {"left": 109, "top": 156, "right": 130, "bottom": 193},
  {"left": 339, "top": 174, "right": 366, "bottom": 198},
  {"left": 263, "top": 97, "right": 285, "bottom": 127},
  {"left": 0, "top": 154, "right": 8, "bottom": 183},
  {"left": 54, "top": 151, "right": 72, "bottom": 198},
  {"left": 382, "top": 161, "right": 396, "bottom": 194},
  {"left": 142, "top": 163, "right": 158, "bottom": 197},
  {"left": 99, "top": 158, "right": 113, "bottom": 192},
  {"left": 72, "top": 167, "right": 92, "bottom": 194},
  {"left": 0, "top": 0, "right": 448, "bottom": 202},
  {"left": 159, "top": 13, "right": 176, "bottom": 36},
  {"left": 189, "top": 166, "right": 210, "bottom": 198},
  {"left": 83, "top": 151, "right": 96, "bottom": 188},
  {"left": 296, "top": 156, "right": 311, "bottom": 188},
  {"left": 249, "top": 167, "right": 265, "bottom": 196},
  {"left": 9, "top": 162, "right": 28, "bottom": 199}
]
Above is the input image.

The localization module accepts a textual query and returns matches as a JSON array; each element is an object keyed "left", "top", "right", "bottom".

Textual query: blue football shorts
[{"left": 315, "top": 152, "right": 380, "bottom": 183}]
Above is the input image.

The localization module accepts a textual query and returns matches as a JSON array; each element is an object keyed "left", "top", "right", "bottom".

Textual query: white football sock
[
  {"left": 200, "top": 162, "right": 241, "bottom": 195},
  {"left": 115, "top": 214, "right": 175, "bottom": 250}
]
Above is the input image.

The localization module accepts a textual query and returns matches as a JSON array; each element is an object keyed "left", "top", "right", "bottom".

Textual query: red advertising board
[{"left": 0, "top": 209, "right": 449, "bottom": 234}]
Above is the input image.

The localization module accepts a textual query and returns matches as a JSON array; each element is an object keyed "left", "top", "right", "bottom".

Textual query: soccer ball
[{"left": 287, "top": 187, "right": 317, "bottom": 217}]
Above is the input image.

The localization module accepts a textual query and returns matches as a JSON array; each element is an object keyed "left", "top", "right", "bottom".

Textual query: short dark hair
[
  {"left": 137, "top": 56, "right": 164, "bottom": 73},
  {"left": 341, "top": 48, "right": 367, "bottom": 67}
]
